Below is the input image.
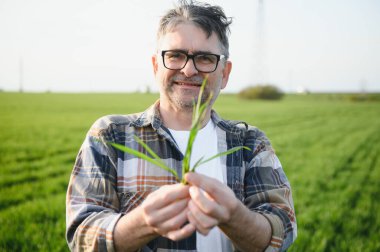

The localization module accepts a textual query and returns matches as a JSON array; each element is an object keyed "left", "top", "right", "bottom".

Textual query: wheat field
[{"left": 0, "top": 92, "right": 379, "bottom": 251}]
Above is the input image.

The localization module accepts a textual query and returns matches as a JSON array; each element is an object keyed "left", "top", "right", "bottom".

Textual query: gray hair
[{"left": 157, "top": 0, "right": 233, "bottom": 58}]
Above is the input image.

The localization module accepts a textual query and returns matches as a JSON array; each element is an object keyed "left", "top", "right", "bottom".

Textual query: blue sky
[{"left": 0, "top": 0, "right": 379, "bottom": 93}]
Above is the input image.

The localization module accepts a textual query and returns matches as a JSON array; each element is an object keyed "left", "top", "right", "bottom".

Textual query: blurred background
[
  {"left": 0, "top": 0, "right": 379, "bottom": 93},
  {"left": 1, "top": 1, "right": 380, "bottom": 251}
]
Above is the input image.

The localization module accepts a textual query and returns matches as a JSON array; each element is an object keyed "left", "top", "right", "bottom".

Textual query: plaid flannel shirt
[{"left": 66, "top": 101, "right": 297, "bottom": 251}]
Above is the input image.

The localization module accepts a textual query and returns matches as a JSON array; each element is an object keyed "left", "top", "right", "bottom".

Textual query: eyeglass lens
[{"left": 163, "top": 51, "right": 220, "bottom": 73}]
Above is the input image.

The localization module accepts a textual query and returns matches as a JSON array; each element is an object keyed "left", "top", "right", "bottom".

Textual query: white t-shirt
[{"left": 169, "top": 120, "right": 233, "bottom": 252}]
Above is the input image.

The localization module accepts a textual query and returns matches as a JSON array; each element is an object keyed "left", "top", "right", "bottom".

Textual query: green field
[{"left": 1, "top": 92, "right": 379, "bottom": 251}]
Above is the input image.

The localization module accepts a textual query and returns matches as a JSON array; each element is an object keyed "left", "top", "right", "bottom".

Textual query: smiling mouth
[{"left": 175, "top": 81, "right": 202, "bottom": 87}]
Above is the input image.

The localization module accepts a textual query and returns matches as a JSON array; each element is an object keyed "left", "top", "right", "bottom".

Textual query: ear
[
  {"left": 221, "top": 60, "right": 232, "bottom": 89},
  {"left": 152, "top": 54, "right": 158, "bottom": 76}
]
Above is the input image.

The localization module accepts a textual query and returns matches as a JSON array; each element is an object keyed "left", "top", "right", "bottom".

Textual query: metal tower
[
  {"left": 253, "top": 0, "right": 267, "bottom": 85},
  {"left": 19, "top": 57, "right": 24, "bottom": 93}
]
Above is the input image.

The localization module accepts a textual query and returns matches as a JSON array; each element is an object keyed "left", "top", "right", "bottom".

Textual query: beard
[{"left": 165, "top": 75, "right": 212, "bottom": 111}]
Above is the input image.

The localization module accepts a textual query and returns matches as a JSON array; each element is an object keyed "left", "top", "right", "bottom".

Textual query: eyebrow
[{"left": 168, "top": 49, "right": 216, "bottom": 55}]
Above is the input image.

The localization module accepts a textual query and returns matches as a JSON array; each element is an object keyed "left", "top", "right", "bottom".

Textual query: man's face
[{"left": 152, "top": 23, "right": 232, "bottom": 111}]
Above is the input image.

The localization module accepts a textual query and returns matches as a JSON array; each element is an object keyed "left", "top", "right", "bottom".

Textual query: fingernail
[{"left": 184, "top": 173, "right": 191, "bottom": 182}]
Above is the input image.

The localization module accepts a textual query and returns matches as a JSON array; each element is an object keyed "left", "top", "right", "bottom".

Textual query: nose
[{"left": 180, "top": 58, "right": 199, "bottom": 77}]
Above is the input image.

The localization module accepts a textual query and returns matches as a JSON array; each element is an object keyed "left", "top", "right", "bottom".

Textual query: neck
[{"left": 159, "top": 101, "right": 211, "bottom": 131}]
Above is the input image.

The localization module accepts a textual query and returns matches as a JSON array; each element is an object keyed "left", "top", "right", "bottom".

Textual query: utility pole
[
  {"left": 253, "top": 0, "right": 267, "bottom": 85},
  {"left": 19, "top": 57, "right": 24, "bottom": 93}
]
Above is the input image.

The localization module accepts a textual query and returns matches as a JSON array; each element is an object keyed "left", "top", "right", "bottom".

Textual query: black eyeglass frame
[{"left": 161, "top": 50, "right": 226, "bottom": 73}]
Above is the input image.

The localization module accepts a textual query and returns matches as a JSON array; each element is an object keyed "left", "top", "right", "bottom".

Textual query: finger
[
  {"left": 146, "top": 184, "right": 190, "bottom": 209},
  {"left": 164, "top": 223, "right": 196, "bottom": 241},
  {"left": 189, "top": 186, "right": 227, "bottom": 219},
  {"left": 185, "top": 173, "right": 223, "bottom": 201},
  {"left": 188, "top": 200, "right": 218, "bottom": 230},
  {"left": 156, "top": 205, "right": 190, "bottom": 233},
  {"left": 144, "top": 198, "right": 188, "bottom": 228},
  {"left": 188, "top": 198, "right": 219, "bottom": 228},
  {"left": 188, "top": 199, "right": 218, "bottom": 235},
  {"left": 185, "top": 173, "right": 236, "bottom": 210},
  {"left": 187, "top": 210, "right": 208, "bottom": 235}
]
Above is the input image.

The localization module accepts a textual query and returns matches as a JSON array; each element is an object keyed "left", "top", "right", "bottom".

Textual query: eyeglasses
[{"left": 161, "top": 50, "right": 226, "bottom": 73}]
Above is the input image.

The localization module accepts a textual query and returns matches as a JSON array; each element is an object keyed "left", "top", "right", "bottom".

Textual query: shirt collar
[
  {"left": 211, "top": 110, "right": 248, "bottom": 135},
  {"left": 131, "top": 100, "right": 247, "bottom": 135},
  {"left": 130, "top": 100, "right": 163, "bottom": 130}
]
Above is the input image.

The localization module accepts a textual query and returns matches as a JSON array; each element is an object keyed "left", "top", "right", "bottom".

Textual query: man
[{"left": 66, "top": 1, "right": 297, "bottom": 251}]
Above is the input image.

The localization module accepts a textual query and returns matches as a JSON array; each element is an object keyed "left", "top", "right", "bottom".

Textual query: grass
[{"left": 0, "top": 91, "right": 379, "bottom": 251}]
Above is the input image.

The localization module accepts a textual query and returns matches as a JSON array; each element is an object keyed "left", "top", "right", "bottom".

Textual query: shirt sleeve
[
  {"left": 243, "top": 131, "right": 297, "bottom": 252},
  {"left": 66, "top": 121, "right": 121, "bottom": 251}
]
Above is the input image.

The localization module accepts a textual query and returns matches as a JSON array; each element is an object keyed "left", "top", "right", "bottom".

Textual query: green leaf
[
  {"left": 191, "top": 146, "right": 251, "bottom": 171},
  {"left": 182, "top": 77, "right": 210, "bottom": 177},
  {"left": 191, "top": 156, "right": 205, "bottom": 172},
  {"left": 109, "top": 142, "right": 179, "bottom": 181},
  {"left": 195, "top": 78, "right": 208, "bottom": 119},
  {"left": 133, "top": 135, "right": 162, "bottom": 161}
]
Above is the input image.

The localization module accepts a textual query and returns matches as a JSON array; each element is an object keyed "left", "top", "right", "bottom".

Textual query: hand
[
  {"left": 184, "top": 172, "right": 240, "bottom": 235},
  {"left": 140, "top": 183, "right": 196, "bottom": 241}
]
